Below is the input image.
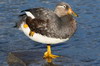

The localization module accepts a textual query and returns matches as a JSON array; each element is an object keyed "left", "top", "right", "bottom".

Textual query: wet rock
[{"left": 7, "top": 51, "right": 44, "bottom": 66}]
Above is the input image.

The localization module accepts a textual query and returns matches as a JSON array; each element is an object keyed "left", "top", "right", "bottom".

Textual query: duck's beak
[{"left": 67, "top": 8, "right": 79, "bottom": 17}]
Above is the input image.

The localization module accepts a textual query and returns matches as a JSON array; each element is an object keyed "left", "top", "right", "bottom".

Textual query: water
[{"left": 0, "top": 0, "right": 100, "bottom": 66}]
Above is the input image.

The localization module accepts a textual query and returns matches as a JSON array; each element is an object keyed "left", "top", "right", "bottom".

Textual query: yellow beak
[{"left": 67, "top": 8, "right": 78, "bottom": 17}]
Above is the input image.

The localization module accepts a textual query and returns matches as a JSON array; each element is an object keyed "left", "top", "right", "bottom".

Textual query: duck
[{"left": 15, "top": 2, "right": 78, "bottom": 62}]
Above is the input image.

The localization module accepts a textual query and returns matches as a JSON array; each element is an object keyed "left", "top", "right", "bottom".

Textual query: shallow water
[{"left": 0, "top": 0, "right": 100, "bottom": 66}]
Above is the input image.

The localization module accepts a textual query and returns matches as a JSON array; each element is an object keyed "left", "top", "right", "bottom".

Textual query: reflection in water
[{"left": 43, "top": 62, "right": 62, "bottom": 66}]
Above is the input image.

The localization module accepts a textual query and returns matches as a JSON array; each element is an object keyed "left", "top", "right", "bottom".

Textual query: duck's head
[{"left": 55, "top": 2, "right": 78, "bottom": 17}]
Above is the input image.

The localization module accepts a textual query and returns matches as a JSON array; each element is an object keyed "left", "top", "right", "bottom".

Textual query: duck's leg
[
  {"left": 23, "top": 24, "right": 34, "bottom": 36},
  {"left": 43, "top": 44, "right": 59, "bottom": 62}
]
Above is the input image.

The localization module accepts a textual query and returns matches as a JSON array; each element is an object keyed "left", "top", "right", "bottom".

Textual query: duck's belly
[{"left": 20, "top": 23, "right": 69, "bottom": 44}]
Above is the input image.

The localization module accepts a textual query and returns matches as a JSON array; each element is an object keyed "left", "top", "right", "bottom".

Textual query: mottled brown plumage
[{"left": 16, "top": 2, "right": 78, "bottom": 39}]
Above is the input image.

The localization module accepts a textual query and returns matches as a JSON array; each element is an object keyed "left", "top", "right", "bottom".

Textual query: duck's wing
[{"left": 20, "top": 7, "right": 66, "bottom": 39}]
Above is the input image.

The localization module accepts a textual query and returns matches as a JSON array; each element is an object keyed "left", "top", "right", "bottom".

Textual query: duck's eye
[{"left": 63, "top": 5, "right": 66, "bottom": 8}]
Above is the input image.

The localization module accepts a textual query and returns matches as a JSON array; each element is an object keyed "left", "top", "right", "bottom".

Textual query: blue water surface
[{"left": 0, "top": 0, "right": 100, "bottom": 66}]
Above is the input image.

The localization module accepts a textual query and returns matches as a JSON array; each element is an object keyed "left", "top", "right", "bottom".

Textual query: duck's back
[{"left": 21, "top": 7, "right": 60, "bottom": 22}]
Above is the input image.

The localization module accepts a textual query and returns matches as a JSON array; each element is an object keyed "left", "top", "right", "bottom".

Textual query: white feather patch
[
  {"left": 25, "top": 11, "right": 35, "bottom": 19},
  {"left": 58, "top": 6, "right": 65, "bottom": 8},
  {"left": 20, "top": 22, "right": 69, "bottom": 44}
]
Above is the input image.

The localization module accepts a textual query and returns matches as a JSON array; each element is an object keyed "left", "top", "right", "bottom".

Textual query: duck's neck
[
  {"left": 60, "top": 14, "right": 74, "bottom": 23},
  {"left": 59, "top": 15, "right": 77, "bottom": 37}
]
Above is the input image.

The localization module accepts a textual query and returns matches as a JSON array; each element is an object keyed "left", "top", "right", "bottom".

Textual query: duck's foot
[
  {"left": 23, "top": 24, "right": 34, "bottom": 36},
  {"left": 43, "top": 44, "right": 59, "bottom": 63},
  {"left": 23, "top": 24, "right": 28, "bottom": 28},
  {"left": 29, "top": 31, "right": 35, "bottom": 36},
  {"left": 43, "top": 51, "right": 59, "bottom": 62}
]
